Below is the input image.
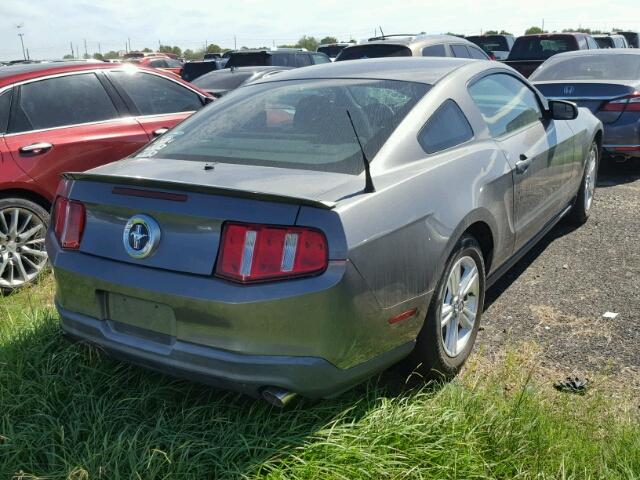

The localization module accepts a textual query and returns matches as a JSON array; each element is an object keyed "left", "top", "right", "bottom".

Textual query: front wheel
[
  {"left": 0, "top": 198, "right": 50, "bottom": 293},
  {"left": 405, "top": 234, "right": 485, "bottom": 380},
  {"left": 568, "top": 140, "right": 599, "bottom": 225}
]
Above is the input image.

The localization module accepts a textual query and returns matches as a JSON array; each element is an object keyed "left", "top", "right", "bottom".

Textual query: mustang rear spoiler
[{"left": 62, "top": 172, "right": 336, "bottom": 210}]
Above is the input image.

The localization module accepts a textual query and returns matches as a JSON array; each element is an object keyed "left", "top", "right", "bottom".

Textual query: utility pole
[
  {"left": 234, "top": 35, "right": 237, "bottom": 50},
  {"left": 76, "top": 44, "right": 79, "bottom": 59},
  {"left": 70, "top": 41, "right": 74, "bottom": 58},
  {"left": 26, "top": 48, "right": 30, "bottom": 60},
  {"left": 84, "top": 38, "right": 88, "bottom": 58},
  {"left": 158, "top": 40, "right": 161, "bottom": 50},
  {"left": 542, "top": 18, "right": 545, "bottom": 32},
  {"left": 98, "top": 42, "right": 101, "bottom": 55},
  {"left": 128, "top": 37, "right": 131, "bottom": 52},
  {"left": 18, "top": 33, "right": 26, "bottom": 60},
  {"left": 205, "top": 39, "right": 208, "bottom": 51}
]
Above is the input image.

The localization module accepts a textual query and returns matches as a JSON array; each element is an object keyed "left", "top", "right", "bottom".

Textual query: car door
[
  {"left": 3, "top": 71, "right": 149, "bottom": 200},
  {"left": 107, "top": 70, "right": 206, "bottom": 138},
  {"left": 468, "top": 73, "right": 574, "bottom": 251}
]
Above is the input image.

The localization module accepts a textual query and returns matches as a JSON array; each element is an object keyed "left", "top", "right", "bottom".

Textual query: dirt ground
[{"left": 478, "top": 158, "right": 640, "bottom": 391}]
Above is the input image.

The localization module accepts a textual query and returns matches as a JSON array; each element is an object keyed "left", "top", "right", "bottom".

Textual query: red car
[
  {"left": 125, "top": 56, "right": 184, "bottom": 77},
  {"left": 0, "top": 61, "right": 211, "bottom": 291}
]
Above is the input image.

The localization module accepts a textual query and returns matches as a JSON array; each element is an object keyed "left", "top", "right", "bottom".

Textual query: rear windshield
[
  {"left": 226, "top": 52, "right": 271, "bottom": 68},
  {"left": 467, "top": 36, "right": 509, "bottom": 51},
  {"left": 193, "top": 71, "right": 253, "bottom": 91},
  {"left": 594, "top": 37, "right": 614, "bottom": 49},
  {"left": 530, "top": 54, "right": 640, "bottom": 81},
  {"left": 137, "top": 79, "right": 430, "bottom": 175},
  {"left": 337, "top": 44, "right": 412, "bottom": 61},
  {"left": 317, "top": 45, "right": 347, "bottom": 58},
  {"left": 509, "top": 35, "right": 579, "bottom": 60}
]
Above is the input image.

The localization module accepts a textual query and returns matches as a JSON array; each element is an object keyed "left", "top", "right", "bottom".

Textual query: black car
[
  {"left": 225, "top": 48, "right": 330, "bottom": 68},
  {"left": 181, "top": 58, "right": 228, "bottom": 82},
  {"left": 192, "top": 66, "right": 292, "bottom": 97},
  {"left": 466, "top": 34, "right": 515, "bottom": 60},
  {"left": 503, "top": 32, "right": 599, "bottom": 78}
]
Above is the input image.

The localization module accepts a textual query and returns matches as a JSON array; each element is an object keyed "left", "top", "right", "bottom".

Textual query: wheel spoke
[
  {"left": 448, "top": 266, "right": 460, "bottom": 297},
  {"left": 460, "top": 306, "right": 476, "bottom": 329},
  {"left": 14, "top": 255, "right": 29, "bottom": 281},
  {"left": 459, "top": 267, "right": 478, "bottom": 298},
  {"left": 0, "top": 211, "right": 8, "bottom": 236},
  {"left": 25, "top": 238, "right": 45, "bottom": 246},
  {"left": 19, "top": 223, "right": 42, "bottom": 241},
  {"left": 0, "top": 254, "right": 8, "bottom": 279},
  {"left": 441, "top": 304, "right": 454, "bottom": 328},
  {"left": 18, "top": 213, "right": 33, "bottom": 234},
  {"left": 9, "top": 209, "right": 19, "bottom": 237},
  {"left": 445, "top": 316, "right": 459, "bottom": 356},
  {"left": 21, "top": 246, "right": 47, "bottom": 259}
]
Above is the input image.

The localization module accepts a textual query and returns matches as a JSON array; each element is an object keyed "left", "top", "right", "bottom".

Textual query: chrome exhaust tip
[{"left": 262, "top": 387, "right": 298, "bottom": 408}]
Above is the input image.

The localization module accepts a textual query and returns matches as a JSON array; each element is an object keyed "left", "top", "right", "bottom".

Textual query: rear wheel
[
  {"left": 0, "top": 198, "right": 49, "bottom": 293},
  {"left": 406, "top": 235, "right": 485, "bottom": 380},
  {"left": 568, "top": 141, "right": 598, "bottom": 224}
]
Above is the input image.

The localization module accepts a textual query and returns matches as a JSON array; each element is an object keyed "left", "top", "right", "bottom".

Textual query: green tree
[
  {"left": 562, "top": 27, "right": 605, "bottom": 34},
  {"left": 295, "top": 35, "right": 319, "bottom": 51},
  {"left": 525, "top": 26, "right": 545, "bottom": 35},
  {"left": 159, "top": 44, "right": 182, "bottom": 57},
  {"left": 142, "top": 47, "right": 152, "bottom": 53},
  {"left": 484, "top": 30, "right": 513, "bottom": 36},
  {"left": 205, "top": 44, "right": 222, "bottom": 54},
  {"left": 62, "top": 54, "right": 74, "bottom": 59},
  {"left": 104, "top": 50, "right": 120, "bottom": 59},
  {"left": 319, "top": 36, "right": 338, "bottom": 45},
  {"left": 93, "top": 53, "right": 105, "bottom": 61}
]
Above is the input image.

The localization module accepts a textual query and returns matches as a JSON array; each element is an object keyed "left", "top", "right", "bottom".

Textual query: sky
[{"left": 1, "top": 0, "right": 639, "bottom": 60}]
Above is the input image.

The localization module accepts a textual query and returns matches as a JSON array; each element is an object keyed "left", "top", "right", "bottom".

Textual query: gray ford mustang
[{"left": 47, "top": 58, "right": 602, "bottom": 406}]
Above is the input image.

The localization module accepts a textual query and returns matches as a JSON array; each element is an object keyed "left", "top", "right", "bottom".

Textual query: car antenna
[
  {"left": 346, "top": 110, "right": 375, "bottom": 193},
  {"left": 379, "top": 26, "right": 386, "bottom": 39}
]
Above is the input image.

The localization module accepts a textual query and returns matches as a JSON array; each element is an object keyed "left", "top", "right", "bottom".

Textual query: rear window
[
  {"left": 193, "top": 71, "right": 253, "bottom": 92},
  {"left": 467, "top": 35, "right": 510, "bottom": 51},
  {"left": 226, "top": 52, "right": 271, "bottom": 68},
  {"left": 509, "top": 35, "right": 579, "bottom": 60},
  {"left": 317, "top": 45, "right": 347, "bottom": 58},
  {"left": 137, "top": 78, "right": 430, "bottom": 175},
  {"left": 595, "top": 37, "right": 614, "bottom": 49},
  {"left": 337, "top": 44, "right": 412, "bottom": 61},
  {"left": 530, "top": 54, "right": 640, "bottom": 81},
  {"left": 422, "top": 44, "right": 446, "bottom": 57}
]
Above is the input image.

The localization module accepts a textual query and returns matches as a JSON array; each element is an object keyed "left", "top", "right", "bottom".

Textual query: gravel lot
[{"left": 479, "top": 159, "right": 640, "bottom": 389}]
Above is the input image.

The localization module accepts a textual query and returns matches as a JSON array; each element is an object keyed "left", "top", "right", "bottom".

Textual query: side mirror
[{"left": 548, "top": 100, "right": 578, "bottom": 120}]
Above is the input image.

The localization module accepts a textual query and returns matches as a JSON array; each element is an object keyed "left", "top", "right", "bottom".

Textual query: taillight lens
[
  {"left": 215, "top": 222, "right": 328, "bottom": 283},
  {"left": 53, "top": 196, "right": 86, "bottom": 249},
  {"left": 601, "top": 93, "right": 640, "bottom": 112}
]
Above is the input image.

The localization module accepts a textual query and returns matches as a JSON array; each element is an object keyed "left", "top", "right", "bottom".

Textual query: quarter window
[
  {"left": 110, "top": 71, "right": 203, "bottom": 115},
  {"left": 311, "top": 53, "right": 331, "bottom": 64},
  {"left": 422, "top": 44, "right": 447, "bottom": 57},
  {"left": 296, "top": 53, "right": 312, "bottom": 67},
  {"left": 418, "top": 99, "right": 473, "bottom": 154},
  {"left": 468, "top": 46, "right": 488, "bottom": 59},
  {"left": 468, "top": 73, "right": 542, "bottom": 138},
  {"left": 451, "top": 45, "right": 470, "bottom": 58},
  {"left": 0, "top": 89, "right": 11, "bottom": 133},
  {"left": 11, "top": 73, "right": 118, "bottom": 133}
]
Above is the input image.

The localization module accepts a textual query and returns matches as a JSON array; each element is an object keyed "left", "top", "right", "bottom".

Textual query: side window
[
  {"left": 10, "top": 73, "right": 119, "bottom": 133},
  {"left": 0, "top": 89, "right": 11, "bottom": 134},
  {"left": 422, "top": 44, "right": 446, "bottom": 57},
  {"left": 468, "top": 73, "right": 542, "bottom": 138},
  {"left": 418, "top": 99, "right": 474, "bottom": 154},
  {"left": 271, "top": 53, "right": 294, "bottom": 67},
  {"left": 311, "top": 53, "right": 331, "bottom": 64},
  {"left": 586, "top": 36, "right": 599, "bottom": 49},
  {"left": 578, "top": 36, "right": 588, "bottom": 49},
  {"left": 165, "top": 58, "right": 183, "bottom": 68},
  {"left": 110, "top": 71, "right": 203, "bottom": 116},
  {"left": 296, "top": 53, "right": 312, "bottom": 67},
  {"left": 451, "top": 44, "right": 470, "bottom": 58},
  {"left": 468, "top": 46, "right": 488, "bottom": 59}
]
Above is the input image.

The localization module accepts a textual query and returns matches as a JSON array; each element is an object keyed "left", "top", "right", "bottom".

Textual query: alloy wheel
[
  {"left": 440, "top": 255, "right": 480, "bottom": 357},
  {"left": 0, "top": 207, "right": 48, "bottom": 290},
  {"left": 584, "top": 145, "right": 597, "bottom": 213}
]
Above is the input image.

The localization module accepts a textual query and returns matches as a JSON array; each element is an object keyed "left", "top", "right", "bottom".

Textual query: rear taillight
[
  {"left": 53, "top": 196, "right": 86, "bottom": 249},
  {"left": 601, "top": 93, "right": 640, "bottom": 112},
  {"left": 215, "top": 222, "right": 328, "bottom": 283}
]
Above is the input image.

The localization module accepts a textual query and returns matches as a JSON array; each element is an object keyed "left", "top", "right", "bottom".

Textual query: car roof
[
  {"left": 0, "top": 61, "right": 114, "bottom": 88},
  {"left": 547, "top": 48, "right": 640, "bottom": 59},
  {"left": 360, "top": 34, "right": 474, "bottom": 48},
  {"left": 250, "top": 57, "right": 475, "bottom": 86}
]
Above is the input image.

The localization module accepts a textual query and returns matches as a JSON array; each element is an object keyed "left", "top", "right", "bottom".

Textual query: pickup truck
[{"left": 503, "top": 33, "right": 599, "bottom": 78}]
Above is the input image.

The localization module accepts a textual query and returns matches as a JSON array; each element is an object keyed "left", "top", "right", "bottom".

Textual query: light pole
[{"left": 16, "top": 24, "right": 26, "bottom": 60}]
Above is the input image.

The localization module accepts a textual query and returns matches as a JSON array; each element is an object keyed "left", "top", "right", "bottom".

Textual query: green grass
[{"left": 1, "top": 278, "right": 639, "bottom": 479}]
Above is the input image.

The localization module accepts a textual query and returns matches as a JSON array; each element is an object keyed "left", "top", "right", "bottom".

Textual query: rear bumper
[
  {"left": 603, "top": 144, "right": 640, "bottom": 158},
  {"left": 58, "top": 302, "right": 414, "bottom": 398}
]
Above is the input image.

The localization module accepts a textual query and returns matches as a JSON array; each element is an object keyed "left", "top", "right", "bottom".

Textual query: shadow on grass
[{"left": 0, "top": 313, "right": 438, "bottom": 479}]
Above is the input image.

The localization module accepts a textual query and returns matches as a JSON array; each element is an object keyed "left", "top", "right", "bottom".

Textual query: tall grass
[{"left": 1, "top": 278, "right": 639, "bottom": 479}]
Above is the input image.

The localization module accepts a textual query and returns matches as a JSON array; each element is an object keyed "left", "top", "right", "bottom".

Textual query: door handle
[
  {"left": 515, "top": 155, "right": 531, "bottom": 174},
  {"left": 19, "top": 142, "right": 53, "bottom": 155},
  {"left": 153, "top": 128, "right": 169, "bottom": 137}
]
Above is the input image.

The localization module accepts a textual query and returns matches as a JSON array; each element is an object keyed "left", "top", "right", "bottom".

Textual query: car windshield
[
  {"left": 137, "top": 78, "right": 430, "bottom": 175},
  {"left": 531, "top": 54, "right": 640, "bottom": 81},
  {"left": 467, "top": 36, "right": 509, "bottom": 51},
  {"left": 509, "top": 35, "right": 578, "bottom": 60},
  {"left": 337, "top": 44, "right": 412, "bottom": 61}
]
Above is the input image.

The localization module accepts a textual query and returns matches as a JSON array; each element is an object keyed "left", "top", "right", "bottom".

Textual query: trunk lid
[
  {"left": 502, "top": 60, "right": 543, "bottom": 78},
  {"left": 65, "top": 159, "right": 359, "bottom": 275},
  {"left": 534, "top": 81, "right": 638, "bottom": 122}
]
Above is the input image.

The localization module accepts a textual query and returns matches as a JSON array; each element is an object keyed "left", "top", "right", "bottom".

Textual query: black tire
[
  {"left": 568, "top": 140, "right": 599, "bottom": 225},
  {"left": 405, "top": 234, "right": 485, "bottom": 381},
  {"left": 0, "top": 197, "right": 50, "bottom": 293}
]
